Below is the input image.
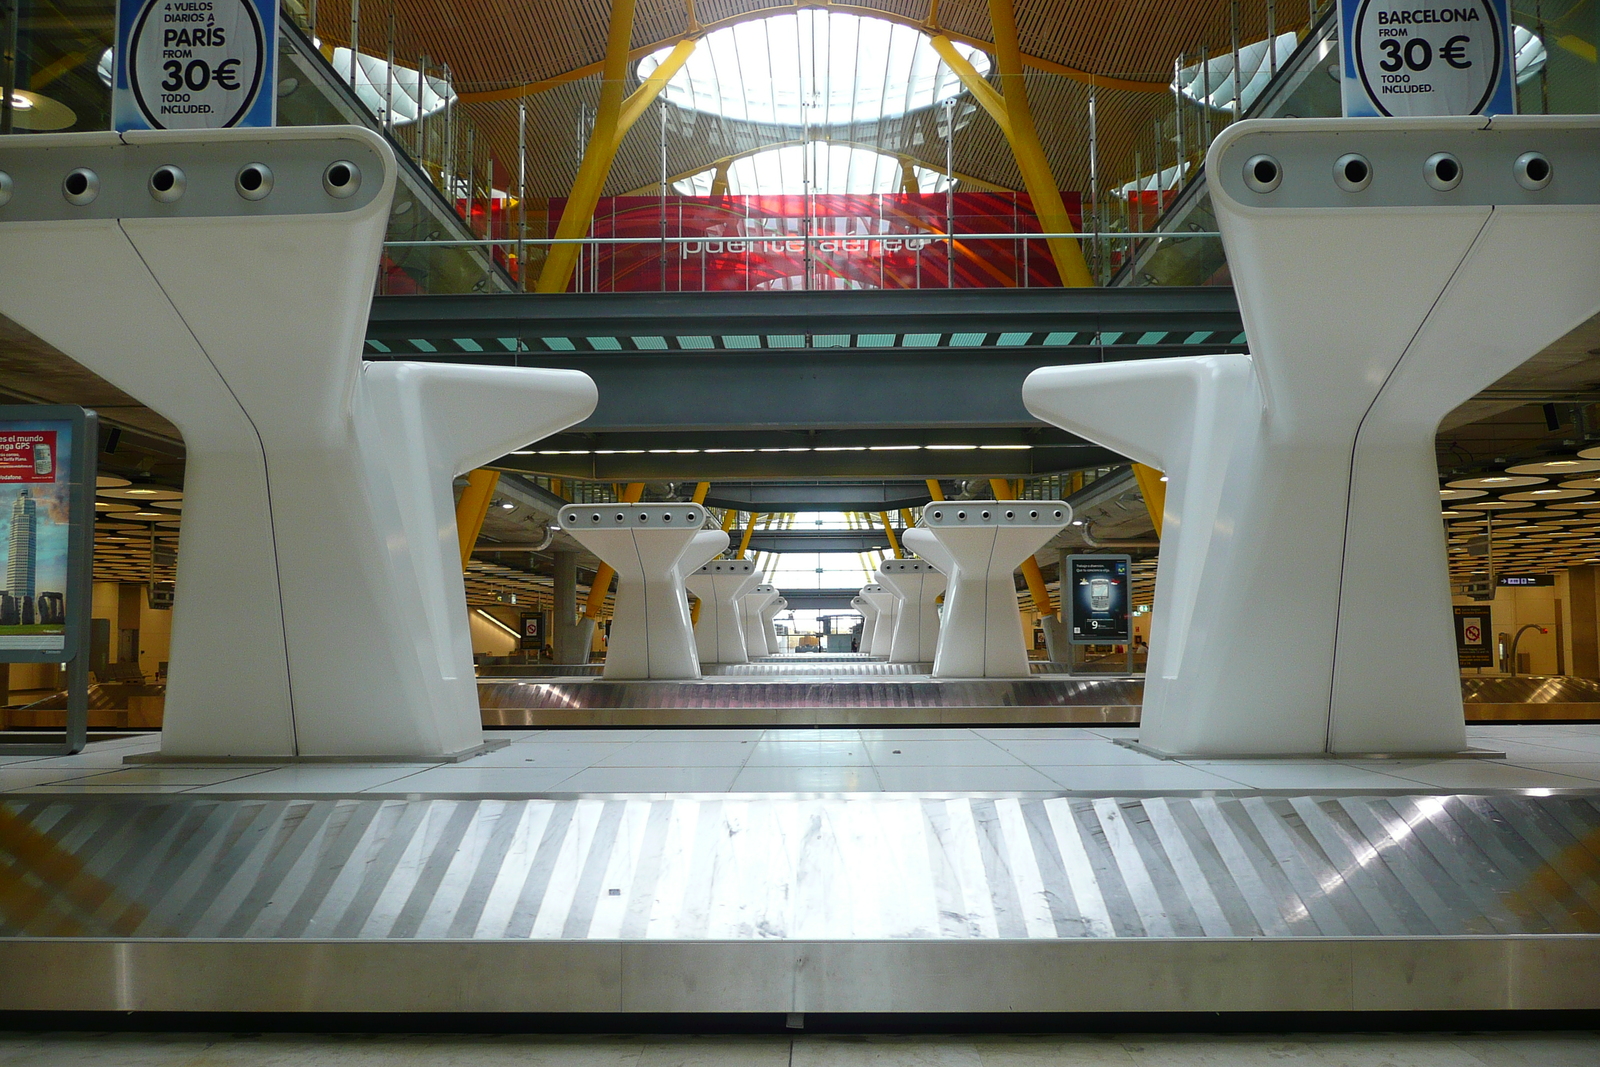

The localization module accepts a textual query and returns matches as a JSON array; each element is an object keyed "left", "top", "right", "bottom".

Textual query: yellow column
[
  {"left": 455, "top": 469, "right": 500, "bottom": 570},
  {"left": 991, "top": 477, "right": 1054, "bottom": 615},
  {"left": 878, "top": 512, "right": 903, "bottom": 559},
  {"left": 925, "top": 479, "right": 946, "bottom": 501},
  {"left": 583, "top": 481, "right": 645, "bottom": 619},
  {"left": 721, "top": 508, "right": 740, "bottom": 532},
  {"left": 692, "top": 482, "right": 710, "bottom": 504},
  {"left": 931, "top": 30, "right": 1094, "bottom": 288},
  {"left": 535, "top": 6, "right": 695, "bottom": 294},
  {"left": 1130, "top": 463, "right": 1166, "bottom": 538},
  {"left": 736, "top": 513, "right": 761, "bottom": 559}
]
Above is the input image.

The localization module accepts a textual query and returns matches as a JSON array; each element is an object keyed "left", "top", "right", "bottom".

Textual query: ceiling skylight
[
  {"left": 330, "top": 48, "right": 455, "bottom": 125},
  {"left": 674, "top": 143, "right": 950, "bottom": 195},
  {"left": 639, "top": 10, "right": 990, "bottom": 126}
]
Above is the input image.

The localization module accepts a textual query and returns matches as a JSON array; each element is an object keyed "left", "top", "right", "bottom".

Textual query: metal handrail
[{"left": 385, "top": 231, "right": 1224, "bottom": 247}]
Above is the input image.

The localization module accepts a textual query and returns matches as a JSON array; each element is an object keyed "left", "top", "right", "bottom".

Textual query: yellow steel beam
[
  {"left": 617, "top": 39, "right": 696, "bottom": 131},
  {"left": 583, "top": 482, "right": 645, "bottom": 619},
  {"left": 535, "top": 11, "right": 694, "bottom": 294},
  {"left": 991, "top": 477, "right": 1054, "bottom": 615},
  {"left": 692, "top": 482, "right": 710, "bottom": 504},
  {"left": 877, "top": 512, "right": 903, "bottom": 558},
  {"left": 736, "top": 513, "right": 761, "bottom": 559},
  {"left": 720, "top": 508, "right": 739, "bottom": 532},
  {"left": 455, "top": 469, "right": 501, "bottom": 571},
  {"left": 925, "top": 479, "right": 946, "bottom": 502},
  {"left": 456, "top": 3, "right": 1168, "bottom": 104},
  {"left": 1130, "top": 463, "right": 1166, "bottom": 539},
  {"left": 618, "top": 136, "right": 1011, "bottom": 197}
]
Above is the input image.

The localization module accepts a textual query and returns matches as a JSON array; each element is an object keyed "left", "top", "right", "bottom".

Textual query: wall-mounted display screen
[{"left": 1067, "top": 554, "right": 1131, "bottom": 645}]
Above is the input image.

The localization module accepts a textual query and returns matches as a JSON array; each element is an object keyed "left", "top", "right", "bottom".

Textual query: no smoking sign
[{"left": 114, "top": 0, "right": 277, "bottom": 131}]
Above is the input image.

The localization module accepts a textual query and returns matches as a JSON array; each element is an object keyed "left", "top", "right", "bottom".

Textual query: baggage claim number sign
[
  {"left": 116, "top": 0, "right": 276, "bottom": 130},
  {"left": 1340, "top": 0, "right": 1515, "bottom": 117}
]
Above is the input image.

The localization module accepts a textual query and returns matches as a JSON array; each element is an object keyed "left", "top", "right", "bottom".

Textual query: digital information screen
[{"left": 1067, "top": 554, "right": 1132, "bottom": 645}]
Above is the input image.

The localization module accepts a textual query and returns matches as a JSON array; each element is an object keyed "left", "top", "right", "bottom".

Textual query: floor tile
[
  {"left": 1498, "top": 760, "right": 1600, "bottom": 782},
  {"left": 1376, "top": 760, "right": 1600, "bottom": 790},
  {"left": 730, "top": 765, "right": 883, "bottom": 792},
  {"left": 555, "top": 766, "right": 742, "bottom": 792},
  {"left": 592, "top": 741, "right": 757, "bottom": 767},
  {"left": 69, "top": 766, "right": 271, "bottom": 786},
  {"left": 761, "top": 729, "right": 863, "bottom": 743},
  {"left": 0, "top": 767, "right": 118, "bottom": 790},
  {"left": 642, "top": 729, "right": 768, "bottom": 743},
  {"left": 1036, "top": 765, "right": 1246, "bottom": 792},
  {"left": 990, "top": 739, "right": 1166, "bottom": 766},
  {"left": 863, "top": 739, "right": 1019, "bottom": 766},
  {"left": 366, "top": 765, "right": 580, "bottom": 793},
  {"left": 972, "top": 727, "right": 1118, "bottom": 740},
  {"left": 1182, "top": 762, "right": 1419, "bottom": 790},
  {"left": 741, "top": 740, "right": 874, "bottom": 767},
  {"left": 873, "top": 765, "right": 1061, "bottom": 792},
  {"left": 469, "top": 742, "right": 637, "bottom": 768},
  {"left": 185, "top": 765, "right": 429, "bottom": 794},
  {"left": 520, "top": 728, "right": 655, "bottom": 743}
]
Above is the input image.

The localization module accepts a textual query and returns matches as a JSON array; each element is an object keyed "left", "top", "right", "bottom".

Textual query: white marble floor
[
  {"left": 2, "top": 723, "right": 1599, "bottom": 795},
  {"left": 0, "top": 1031, "right": 1594, "bottom": 1066}
]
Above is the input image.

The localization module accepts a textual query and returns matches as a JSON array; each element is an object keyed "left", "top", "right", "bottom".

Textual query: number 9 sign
[{"left": 115, "top": 0, "right": 277, "bottom": 131}]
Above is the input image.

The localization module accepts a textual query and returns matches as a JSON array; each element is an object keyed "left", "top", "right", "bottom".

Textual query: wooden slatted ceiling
[
  {"left": 310, "top": 0, "right": 1289, "bottom": 93},
  {"left": 308, "top": 0, "right": 1304, "bottom": 243}
]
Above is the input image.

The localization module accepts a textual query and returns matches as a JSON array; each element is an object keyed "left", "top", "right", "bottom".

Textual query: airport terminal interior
[{"left": 1, "top": 0, "right": 1600, "bottom": 1059}]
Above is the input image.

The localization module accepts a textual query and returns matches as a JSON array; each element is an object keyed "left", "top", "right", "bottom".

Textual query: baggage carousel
[
  {"left": 0, "top": 779, "right": 1596, "bottom": 1015},
  {"left": 475, "top": 665, "right": 1600, "bottom": 728}
]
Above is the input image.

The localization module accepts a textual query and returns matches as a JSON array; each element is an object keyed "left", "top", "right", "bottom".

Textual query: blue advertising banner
[
  {"left": 1067, "top": 554, "right": 1132, "bottom": 645},
  {"left": 1339, "top": 0, "right": 1515, "bottom": 117},
  {"left": 113, "top": 0, "right": 277, "bottom": 131}
]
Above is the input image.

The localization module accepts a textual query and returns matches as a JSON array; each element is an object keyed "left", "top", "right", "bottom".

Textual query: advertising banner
[
  {"left": 113, "top": 0, "right": 278, "bottom": 131},
  {"left": 0, "top": 420, "right": 79, "bottom": 655},
  {"left": 1067, "top": 554, "right": 1132, "bottom": 645},
  {"left": 1339, "top": 0, "right": 1515, "bottom": 117},
  {"left": 1453, "top": 604, "right": 1494, "bottom": 667},
  {"left": 533, "top": 191, "right": 1083, "bottom": 293}
]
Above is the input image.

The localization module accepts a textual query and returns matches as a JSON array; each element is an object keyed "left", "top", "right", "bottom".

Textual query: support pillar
[
  {"left": 876, "top": 559, "right": 945, "bottom": 663},
  {"left": 552, "top": 549, "right": 583, "bottom": 664}
]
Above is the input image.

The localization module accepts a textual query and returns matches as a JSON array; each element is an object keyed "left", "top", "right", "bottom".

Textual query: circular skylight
[
  {"left": 674, "top": 143, "right": 949, "bottom": 196},
  {"left": 639, "top": 11, "right": 990, "bottom": 126}
]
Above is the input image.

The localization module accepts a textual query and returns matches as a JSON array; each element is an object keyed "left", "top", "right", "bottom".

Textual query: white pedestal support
[
  {"left": 852, "top": 594, "right": 878, "bottom": 653},
  {"left": 905, "top": 503, "right": 1069, "bottom": 679},
  {"left": 687, "top": 558, "right": 759, "bottom": 664},
  {"left": 1024, "top": 116, "right": 1600, "bottom": 757},
  {"left": 858, "top": 584, "right": 898, "bottom": 658},
  {"left": 741, "top": 585, "right": 780, "bottom": 659},
  {"left": 559, "top": 506, "right": 726, "bottom": 680},
  {"left": 0, "top": 128, "right": 597, "bottom": 758},
  {"left": 761, "top": 597, "right": 788, "bottom": 655},
  {"left": 875, "top": 559, "right": 945, "bottom": 663}
]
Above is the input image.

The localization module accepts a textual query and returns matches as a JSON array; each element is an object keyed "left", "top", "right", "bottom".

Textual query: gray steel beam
[
  {"left": 367, "top": 286, "right": 1243, "bottom": 341},
  {"left": 500, "top": 445, "right": 1118, "bottom": 483},
  {"left": 373, "top": 345, "right": 1237, "bottom": 432},
  {"left": 748, "top": 531, "right": 893, "bottom": 552}
]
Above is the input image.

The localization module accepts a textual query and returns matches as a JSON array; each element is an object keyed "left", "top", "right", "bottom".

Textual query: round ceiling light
[
  {"left": 94, "top": 501, "right": 139, "bottom": 512},
  {"left": 97, "top": 475, "right": 132, "bottom": 488},
  {"left": 98, "top": 486, "right": 183, "bottom": 501},
  {"left": 1500, "top": 488, "right": 1595, "bottom": 501},
  {"left": 1446, "top": 475, "right": 1548, "bottom": 489},
  {"left": 1547, "top": 500, "right": 1600, "bottom": 511},
  {"left": 1506, "top": 457, "right": 1600, "bottom": 475},
  {"left": 1452, "top": 500, "right": 1526, "bottom": 510},
  {"left": 1559, "top": 477, "right": 1600, "bottom": 489},
  {"left": 1440, "top": 488, "right": 1487, "bottom": 501}
]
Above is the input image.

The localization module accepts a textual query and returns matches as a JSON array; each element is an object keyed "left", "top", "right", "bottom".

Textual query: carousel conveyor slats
[
  {"left": 2, "top": 790, "right": 1599, "bottom": 1014},
  {"left": 3, "top": 792, "right": 1597, "bottom": 941}
]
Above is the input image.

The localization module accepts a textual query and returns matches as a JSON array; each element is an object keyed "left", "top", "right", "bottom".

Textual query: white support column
[
  {"left": 687, "top": 558, "right": 760, "bottom": 664},
  {"left": 0, "top": 128, "right": 597, "bottom": 759},
  {"left": 859, "top": 584, "right": 898, "bottom": 658},
  {"left": 741, "top": 585, "right": 780, "bottom": 659},
  {"left": 761, "top": 597, "right": 787, "bottom": 655},
  {"left": 559, "top": 505, "right": 725, "bottom": 679},
  {"left": 875, "top": 559, "right": 945, "bottom": 663},
  {"left": 906, "top": 502, "right": 1069, "bottom": 678},
  {"left": 852, "top": 593, "right": 878, "bottom": 654},
  {"left": 1024, "top": 116, "right": 1600, "bottom": 757}
]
